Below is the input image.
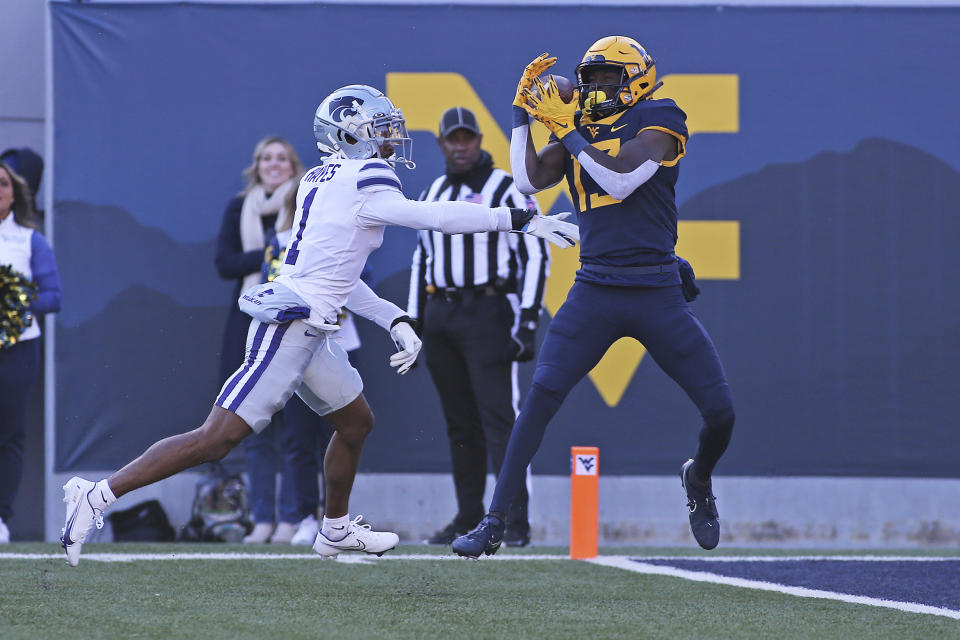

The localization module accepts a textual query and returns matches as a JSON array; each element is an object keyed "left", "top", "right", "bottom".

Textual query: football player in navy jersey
[{"left": 453, "top": 36, "right": 735, "bottom": 557}]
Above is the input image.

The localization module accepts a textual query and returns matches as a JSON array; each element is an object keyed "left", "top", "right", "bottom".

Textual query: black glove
[
  {"left": 509, "top": 309, "right": 539, "bottom": 362},
  {"left": 510, "top": 326, "right": 537, "bottom": 362}
]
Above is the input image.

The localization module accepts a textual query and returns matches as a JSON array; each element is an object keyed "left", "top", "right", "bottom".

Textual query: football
[
  {"left": 535, "top": 74, "right": 575, "bottom": 103},
  {"left": 550, "top": 75, "right": 576, "bottom": 103}
]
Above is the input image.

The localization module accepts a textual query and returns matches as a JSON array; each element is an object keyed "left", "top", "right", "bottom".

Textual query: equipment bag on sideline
[{"left": 108, "top": 499, "right": 176, "bottom": 542}]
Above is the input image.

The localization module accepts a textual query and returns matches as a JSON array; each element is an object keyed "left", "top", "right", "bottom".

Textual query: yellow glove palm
[
  {"left": 513, "top": 52, "right": 557, "bottom": 109},
  {"left": 522, "top": 77, "right": 579, "bottom": 139}
]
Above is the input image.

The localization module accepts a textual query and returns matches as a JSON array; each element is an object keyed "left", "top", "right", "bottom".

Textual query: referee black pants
[{"left": 424, "top": 291, "right": 529, "bottom": 532}]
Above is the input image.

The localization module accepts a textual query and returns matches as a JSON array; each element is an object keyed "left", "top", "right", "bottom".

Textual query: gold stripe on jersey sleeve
[{"left": 638, "top": 126, "right": 687, "bottom": 166}]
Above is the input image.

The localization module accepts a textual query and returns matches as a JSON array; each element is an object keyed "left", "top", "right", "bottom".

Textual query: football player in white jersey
[{"left": 59, "top": 84, "right": 579, "bottom": 566}]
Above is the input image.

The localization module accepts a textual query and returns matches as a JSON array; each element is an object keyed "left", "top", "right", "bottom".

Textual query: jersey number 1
[{"left": 284, "top": 187, "right": 318, "bottom": 266}]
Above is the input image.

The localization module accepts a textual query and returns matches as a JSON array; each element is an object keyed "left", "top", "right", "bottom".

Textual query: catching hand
[
  {"left": 389, "top": 318, "right": 422, "bottom": 375},
  {"left": 522, "top": 77, "right": 579, "bottom": 139},
  {"left": 514, "top": 52, "right": 557, "bottom": 108}
]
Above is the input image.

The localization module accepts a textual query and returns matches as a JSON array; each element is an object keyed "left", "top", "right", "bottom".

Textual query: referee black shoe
[
  {"left": 503, "top": 524, "right": 531, "bottom": 548},
  {"left": 680, "top": 459, "right": 720, "bottom": 550},
  {"left": 424, "top": 521, "right": 469, "bottom": 546}
]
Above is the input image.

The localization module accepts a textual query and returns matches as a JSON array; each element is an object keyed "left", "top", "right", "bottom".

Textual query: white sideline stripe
[
  {"left": 0, "top": 553, "right": 571, "bottom": 562},
  {"left": 587, "top": 556, "right": 960, "bottom": 621}
]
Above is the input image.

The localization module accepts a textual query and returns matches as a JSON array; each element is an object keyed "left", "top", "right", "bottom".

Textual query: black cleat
[
  {"left": 503, "top": 525, "right": 531, "bottom": 548},
  {"left": 681, "top": 459, "right": 720, "bottom": 550},
  {"left": 451, "top": 513, "right": 504, "bottom": 558},
  {"left": 424, "top": 521, "right": 470, "bottom": 546}
]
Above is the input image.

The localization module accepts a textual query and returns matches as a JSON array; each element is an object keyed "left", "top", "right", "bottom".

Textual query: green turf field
[{"left": 1, "top": 544, "right": 958, "bottom": 639}]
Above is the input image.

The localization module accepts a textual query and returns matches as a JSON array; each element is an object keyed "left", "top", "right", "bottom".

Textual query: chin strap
[{"left": 389, "top": 157, "right": 416, "bottom": 170}]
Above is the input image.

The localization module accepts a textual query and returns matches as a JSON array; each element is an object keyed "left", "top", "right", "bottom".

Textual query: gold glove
[
  {"left": 513, "top": 52, "right": 556, "bottom": 109},
  {"left": 522, "top": 77, "right": 579, "bottom": 139}
]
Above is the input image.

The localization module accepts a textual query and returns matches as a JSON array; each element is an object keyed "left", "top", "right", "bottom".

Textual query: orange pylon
[{"left": 570, "top": 446, "right": 599, "bottom": 559}]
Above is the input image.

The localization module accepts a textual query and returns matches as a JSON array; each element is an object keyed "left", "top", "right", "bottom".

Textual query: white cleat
[
  {"left": 60, "top": 477, "right": 105, "bottom": 567},
  {"left": 312, "top": 515, "right": 399, "bottom": 558}
]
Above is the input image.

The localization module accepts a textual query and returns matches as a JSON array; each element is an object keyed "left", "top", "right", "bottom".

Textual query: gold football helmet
[{"left": 575, "top": 36, "right": 659, "bottom": 119}]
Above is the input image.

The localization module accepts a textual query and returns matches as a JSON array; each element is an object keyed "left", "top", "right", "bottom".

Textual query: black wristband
[
  {"left": 390, "top": 315, "right": 414, "bottom": 329},
  {"left": 510, "top": 208, "right": 536, "bottom": 231}
]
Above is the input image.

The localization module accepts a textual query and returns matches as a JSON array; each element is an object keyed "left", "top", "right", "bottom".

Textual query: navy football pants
[{"left": 490, "top": 281, "right": 734, "bottom": 516}]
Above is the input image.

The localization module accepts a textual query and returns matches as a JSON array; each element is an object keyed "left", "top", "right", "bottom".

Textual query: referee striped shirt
[{"left": 406, "top": 167, "right": 549, "bottom": 320}]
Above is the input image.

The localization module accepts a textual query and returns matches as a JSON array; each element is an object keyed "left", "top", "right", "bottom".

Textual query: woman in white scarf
[{"left": 214, "top": 136, "right": 304, "bottom": 543}]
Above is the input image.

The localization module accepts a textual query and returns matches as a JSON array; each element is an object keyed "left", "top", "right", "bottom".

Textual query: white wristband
[{"left": 575, "top": 153, "right": 660, "bottom": 200}]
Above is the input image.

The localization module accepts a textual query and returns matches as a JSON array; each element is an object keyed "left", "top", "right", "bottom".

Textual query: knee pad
[
  {"left": 516, "top": 382, "right": 566, "bottom": 426},
  {"left": 698, "top": 382, "right": 734, "bottom": 429},
  {"left": 703, "top": 405, "right": 735, "bottom": 435}
]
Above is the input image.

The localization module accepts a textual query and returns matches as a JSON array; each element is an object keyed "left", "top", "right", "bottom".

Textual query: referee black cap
[{"left": 439, "top": 107, "right": 480, "bottom": 138}]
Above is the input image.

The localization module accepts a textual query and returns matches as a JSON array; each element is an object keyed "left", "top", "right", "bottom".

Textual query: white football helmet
[{"left": 313, "top": 85, "right": 414, "bottom": 169}]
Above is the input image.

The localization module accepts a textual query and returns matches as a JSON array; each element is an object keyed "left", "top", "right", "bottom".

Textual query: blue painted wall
[{"left": 50, "top": 3, "right": 960, "bottom": 476}]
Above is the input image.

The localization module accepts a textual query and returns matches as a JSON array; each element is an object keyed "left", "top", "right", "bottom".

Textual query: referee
[{"left": 408, "top": 107, "right": 549, "bottom": 547}]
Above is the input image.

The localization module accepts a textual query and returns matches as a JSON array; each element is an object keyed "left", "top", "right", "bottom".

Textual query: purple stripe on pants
[
  {"left": 216, "top": 321, "right": 269, "bottom": 407},
  {"left": 227, "top": 322, "right": 291, "bottom": 412}
]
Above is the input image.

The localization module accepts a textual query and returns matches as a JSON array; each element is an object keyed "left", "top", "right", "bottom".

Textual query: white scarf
[{"left": 239, "top": 179, "right": 296, "bottom": 290}]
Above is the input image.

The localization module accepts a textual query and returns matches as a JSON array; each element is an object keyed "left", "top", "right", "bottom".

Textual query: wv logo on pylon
[
  {"left": 575, "top": 454, "right": 598, "bottom": 476},
  {"left": 387, "top": 72, "right": 741, "bottom": 407}
]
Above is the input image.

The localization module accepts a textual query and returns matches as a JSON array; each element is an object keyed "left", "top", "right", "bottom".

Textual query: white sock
[
  {"left": 321, "top": 515, "right": 350, "bottom": 540},
  {"left": 92, "top": 479, "right": 117, "bottom": 509}
]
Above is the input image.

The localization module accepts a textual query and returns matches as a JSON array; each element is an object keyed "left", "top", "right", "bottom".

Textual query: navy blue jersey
[{"left": 556, "top": 98, "right": 688, "bottom": 286}]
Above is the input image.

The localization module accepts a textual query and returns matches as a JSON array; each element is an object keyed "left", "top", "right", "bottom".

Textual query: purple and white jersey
[{"left": 274, "top": 157, "right": 513, "bottom": 325}]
